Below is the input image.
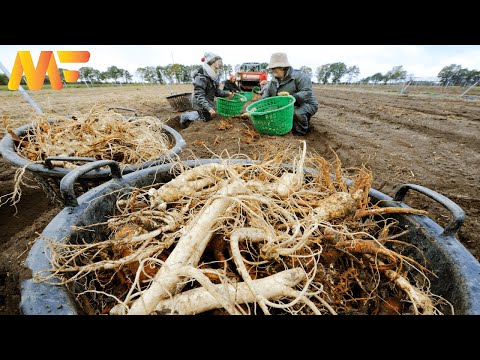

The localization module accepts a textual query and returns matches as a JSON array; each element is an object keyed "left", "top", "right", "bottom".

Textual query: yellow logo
[{"left": 8, "top": 51, "right": 90, "bottom": 90}]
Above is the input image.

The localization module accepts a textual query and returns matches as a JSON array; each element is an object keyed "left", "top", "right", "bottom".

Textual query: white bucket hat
[{"left": 267, "top": 52, "right": 291, "bottom": 69}]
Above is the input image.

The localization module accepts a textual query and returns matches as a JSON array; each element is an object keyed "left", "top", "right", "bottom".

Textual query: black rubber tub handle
[
  {"left": 393, "top": 183, "right": 465, "bottom": 237},
  {"left": 44, "top": 156, "right": 97, "bottom": 169},
  {"left": 108, "top": 107, "right": 138, "bottom": 116},
  {"left": 60, "top": 160, "right": 122, "bottom": 207}
]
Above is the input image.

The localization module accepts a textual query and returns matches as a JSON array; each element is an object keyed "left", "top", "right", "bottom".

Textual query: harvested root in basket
[
  {"left": 38, "top": 142, "right": 451, "bottom": 315},
  {"left": 0, "top": 105, "right": 174, "bottom": 207},
  {"left": 9, "top": 105, "right": 173, "bottom": 167}
]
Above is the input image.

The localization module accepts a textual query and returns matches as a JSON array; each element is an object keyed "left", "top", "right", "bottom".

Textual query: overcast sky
[{"left": 1, "top": 45, "right": 479, "bottom": 81}]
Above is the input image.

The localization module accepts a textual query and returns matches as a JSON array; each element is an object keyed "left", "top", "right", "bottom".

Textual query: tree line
[
  {"left": 0, "top": 64, "right": 235, "bottom": 86},
  {"left": 0, "top": 68, "right": 74, "bottom": 86},
  {"left": 312, "top": 63, "right": 410, "bottom": 85},
  {"left": 327, "top": 63, "right": 479, "bottom": 86},
  {"left": 359, "top": 65, "right": 410, "bottom": 85},
  {"left": 78, "top": 64, "right": 234, "bottom": 85},
  {"left": 315, "top": 63, "right": 361, "bottom": 84},
  {"left": 437, "top": 64, "right": 480, "bottom": 86},
  {"left": 1, "top": 62, "right": 479, "bottom": 87}
]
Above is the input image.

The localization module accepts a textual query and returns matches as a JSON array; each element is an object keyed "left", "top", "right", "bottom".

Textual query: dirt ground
[{"left": 1, "top": 84, "right": 479, "bottom": 315}]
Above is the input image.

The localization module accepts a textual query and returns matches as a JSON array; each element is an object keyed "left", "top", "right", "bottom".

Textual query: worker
[
  {"left": 223, "top": 74, "right": 241, "bottom": 93},
  {"left": 259, "top": 71, "right": 268, "bottom": 84},
  {"left": 262, "top": 52, "right": 318, "bottom": 135},
  {"left": 180, "top": 52, "right": 233, "bottom": 128},
  {"left": 253, "top": 72, "right": 269, "bottom": 95}
]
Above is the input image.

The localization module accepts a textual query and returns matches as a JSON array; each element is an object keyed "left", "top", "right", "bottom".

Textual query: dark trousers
[
  {"left": 198, "top": 110, "right": 212, "bottom": 121},
  {"left": 292, "top": 103, "right": 318, "bottom": 135}
]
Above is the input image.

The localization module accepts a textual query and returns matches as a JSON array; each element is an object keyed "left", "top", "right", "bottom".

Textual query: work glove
[{"left": 277, "top": 91, "right": 290, "bottom": 96}]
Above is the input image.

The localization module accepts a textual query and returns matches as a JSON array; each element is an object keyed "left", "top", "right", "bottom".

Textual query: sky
[{"left": 1, "top": 45, "right": 479, "bottom": 81}]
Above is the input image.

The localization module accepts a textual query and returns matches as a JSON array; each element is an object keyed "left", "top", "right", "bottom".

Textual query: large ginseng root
[
  {"left": 364, "top": 254, "right": 434, "bottom": 315},
  {"left": 154, "top": 268, "right": 306, "bottom": 315},
  {"left": 384, "top": 268, "right": 435, "bottom": 315},
  {"left": 260, "top": 190, "right": 364, "bottom": 259},
  {"left": 275, "top": 141, "right": 307, "bottom": 198},
  {"left": 230, "top": 228, "right": 273, "bottom": 314},
  {"left": 313, "top": 190, "right": 363, "bottom": 221},
  {"left": 148, "top": 163, "right": 229, "bottom": 207},
  {"left": 125, "top": 179, "right": 250, "bottom": 315}
]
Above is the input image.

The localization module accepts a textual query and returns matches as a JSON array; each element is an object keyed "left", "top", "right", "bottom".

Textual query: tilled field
[{"left": 1, "top": 84, "right": 478, "bottom": 314}]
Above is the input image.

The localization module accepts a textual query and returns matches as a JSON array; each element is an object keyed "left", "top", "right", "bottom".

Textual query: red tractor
[{"left": 236, "top": 62, "right": 268, "bottom": 91}]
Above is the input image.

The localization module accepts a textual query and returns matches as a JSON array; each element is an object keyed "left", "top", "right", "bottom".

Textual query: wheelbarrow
[
  {"left": 19, "top": 159, "right": 480, "bottom": 314},
  {"left": 0, "top": 107, "right": 186, "bottom": 205}
]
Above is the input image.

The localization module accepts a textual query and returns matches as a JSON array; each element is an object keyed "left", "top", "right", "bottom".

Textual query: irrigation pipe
[{"left": 0, "top": 61, "right": 43, "bottom": 114}]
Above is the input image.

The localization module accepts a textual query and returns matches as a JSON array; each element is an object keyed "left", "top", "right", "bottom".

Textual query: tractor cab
[{"left": 236, "top": 62, "right": 268, "bottom": 91}]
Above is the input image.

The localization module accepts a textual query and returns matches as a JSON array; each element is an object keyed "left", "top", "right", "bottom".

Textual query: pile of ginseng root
[
  {"left": 7, "top": 105, "right": 173, "bottom": 168},
  {"left": 37, "top": 142, "right": 453, "bottom": 315},
  {"left": 0, "top": 106, "right": 173, "bottom": 208}
]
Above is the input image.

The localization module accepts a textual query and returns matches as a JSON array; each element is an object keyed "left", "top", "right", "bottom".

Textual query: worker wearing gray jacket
[
  {"left": 180, "top": 52, "right": 233, "bottom": 128},
  {"left": 262, "top": 52, "right": 318, "bottom": 135}
]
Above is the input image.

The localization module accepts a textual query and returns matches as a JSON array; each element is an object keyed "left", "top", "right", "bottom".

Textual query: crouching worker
[
  {"left": 180, "top": 52, "right": 233, "bottom": 128},
  {"left": 223, "top": 74, "right": 241, "bottom": 93},
  {"left": 262, "top": 52, "right": 318, "bottom": 135}
]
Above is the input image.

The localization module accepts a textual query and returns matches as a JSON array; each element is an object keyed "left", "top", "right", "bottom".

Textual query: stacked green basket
[
  {"left": 216, "top": 93, "right": 247, "bottom": 116},
  {"left": 246, "top": 95, "right": 295, "bottom": 135},
  {"left": 238, "top": 91, "right": 253, "bottom": 101}
]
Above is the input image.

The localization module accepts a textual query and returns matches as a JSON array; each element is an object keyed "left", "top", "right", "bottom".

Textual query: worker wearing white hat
[{"left": 263, "top": 52, "right": 318, "bottom": 135}]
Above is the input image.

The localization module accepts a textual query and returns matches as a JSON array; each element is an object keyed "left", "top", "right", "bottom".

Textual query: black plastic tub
[
  {"left": 20, "top": 159, "right": 480, "bottom": 314},
  {"left": 0, "top": 119, "right": 186, "bottom": 205}
]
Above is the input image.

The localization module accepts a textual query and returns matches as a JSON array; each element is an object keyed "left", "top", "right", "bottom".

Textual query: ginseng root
[
  {"left": 126, "top": 179, "right": 249, "bottom": 315},
  {"left": 154, "top": 268, "right": 306, "bottom": 315}
]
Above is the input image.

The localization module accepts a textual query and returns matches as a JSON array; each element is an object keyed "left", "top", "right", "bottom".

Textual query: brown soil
[{"left": 1, "top": 84, "right": 479, "bottom": 314}]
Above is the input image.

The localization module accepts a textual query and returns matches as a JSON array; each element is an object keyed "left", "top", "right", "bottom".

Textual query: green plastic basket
[
  {"left": 216, "top": 93, "right": 247, "bottom": 117},
  {"left": 238, "top": 91, "right": 253, "bottom": 101},
  {"left": 246, "top": 95, "right": 295, "bottom": 135}
]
